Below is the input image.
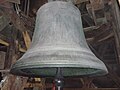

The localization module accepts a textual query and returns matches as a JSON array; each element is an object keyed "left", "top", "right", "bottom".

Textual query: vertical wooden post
[
  {"left": 1, "top": 26, "right": 28, "bottom": 90},
  {"left": 4, "top": 26, "right": 15, "bottom": 69},
  {"left": 111, "top": 0, "right": 120, "bottom": 63}
]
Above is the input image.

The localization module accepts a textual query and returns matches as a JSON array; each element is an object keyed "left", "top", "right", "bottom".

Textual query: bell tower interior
[{"left": 0, "top": 0, "right": 120, "bottom": 90}]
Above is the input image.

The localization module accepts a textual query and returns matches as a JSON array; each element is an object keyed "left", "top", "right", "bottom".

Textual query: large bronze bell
[{"left": 10, "top": 1, "right": 108, "bottom": 77}]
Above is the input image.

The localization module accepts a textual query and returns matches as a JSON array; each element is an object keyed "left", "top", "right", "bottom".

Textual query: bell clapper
[{"left": 54, "top": 68, "right": 64, "bottom": 90}]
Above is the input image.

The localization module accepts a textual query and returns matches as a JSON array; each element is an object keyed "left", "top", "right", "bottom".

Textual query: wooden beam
[
  {"left": 74, "top": 0, "right": 89, "bottom": 4},
  {"left": 6, "top": 0, "right": 20, "bottom": 4},
  {"left": 45, "top": 82, "right": 119, "bottom": 90},
  {"left": 0, "top": 39, "right": 9, "bottom": 46},
  {"left": 97, "top": 33, "right": 114, "bottom": 42},
  {"left": 45, "top": 83, "right": 119, "bottom": 90},
  {"left": 22, "top": 31, "right": 31, "bottom": 49},
  {"left": 87, "top": 31, "right": 114, "bottom": 44},
  {"left": 0, "top": 51, "right": 6, "bottom": 69},
  {"left": 0, "top": 69, "right": 10, "bottom": 72},
  {"left": 84, "top": 26, "right": 99, "bottom": 32},
  {"left": 111, "top": 0, "right": 120, "bottom": 63},
  {"left": 64, "top": 88, "right": 119, "bottom": 90}
]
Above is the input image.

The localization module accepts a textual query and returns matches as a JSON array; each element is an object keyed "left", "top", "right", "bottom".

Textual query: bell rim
[{"left": 10, "top": 64, "right": 108, "bottom": 78}]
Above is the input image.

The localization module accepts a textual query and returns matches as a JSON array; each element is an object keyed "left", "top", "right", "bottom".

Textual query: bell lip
[
  {"left": 10, "top": 66, "right": 108, "bottom": 78},
  {"left": 10, "top": 50, "right": 108, "bottom": 77},
  {"left": 10, "top": 56, "right": 108, "bottom": 77}
]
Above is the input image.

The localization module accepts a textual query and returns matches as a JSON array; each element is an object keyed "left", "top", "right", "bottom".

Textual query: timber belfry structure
[{"left": 0, "top": 0, "right": 120, "bottom": 90}]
